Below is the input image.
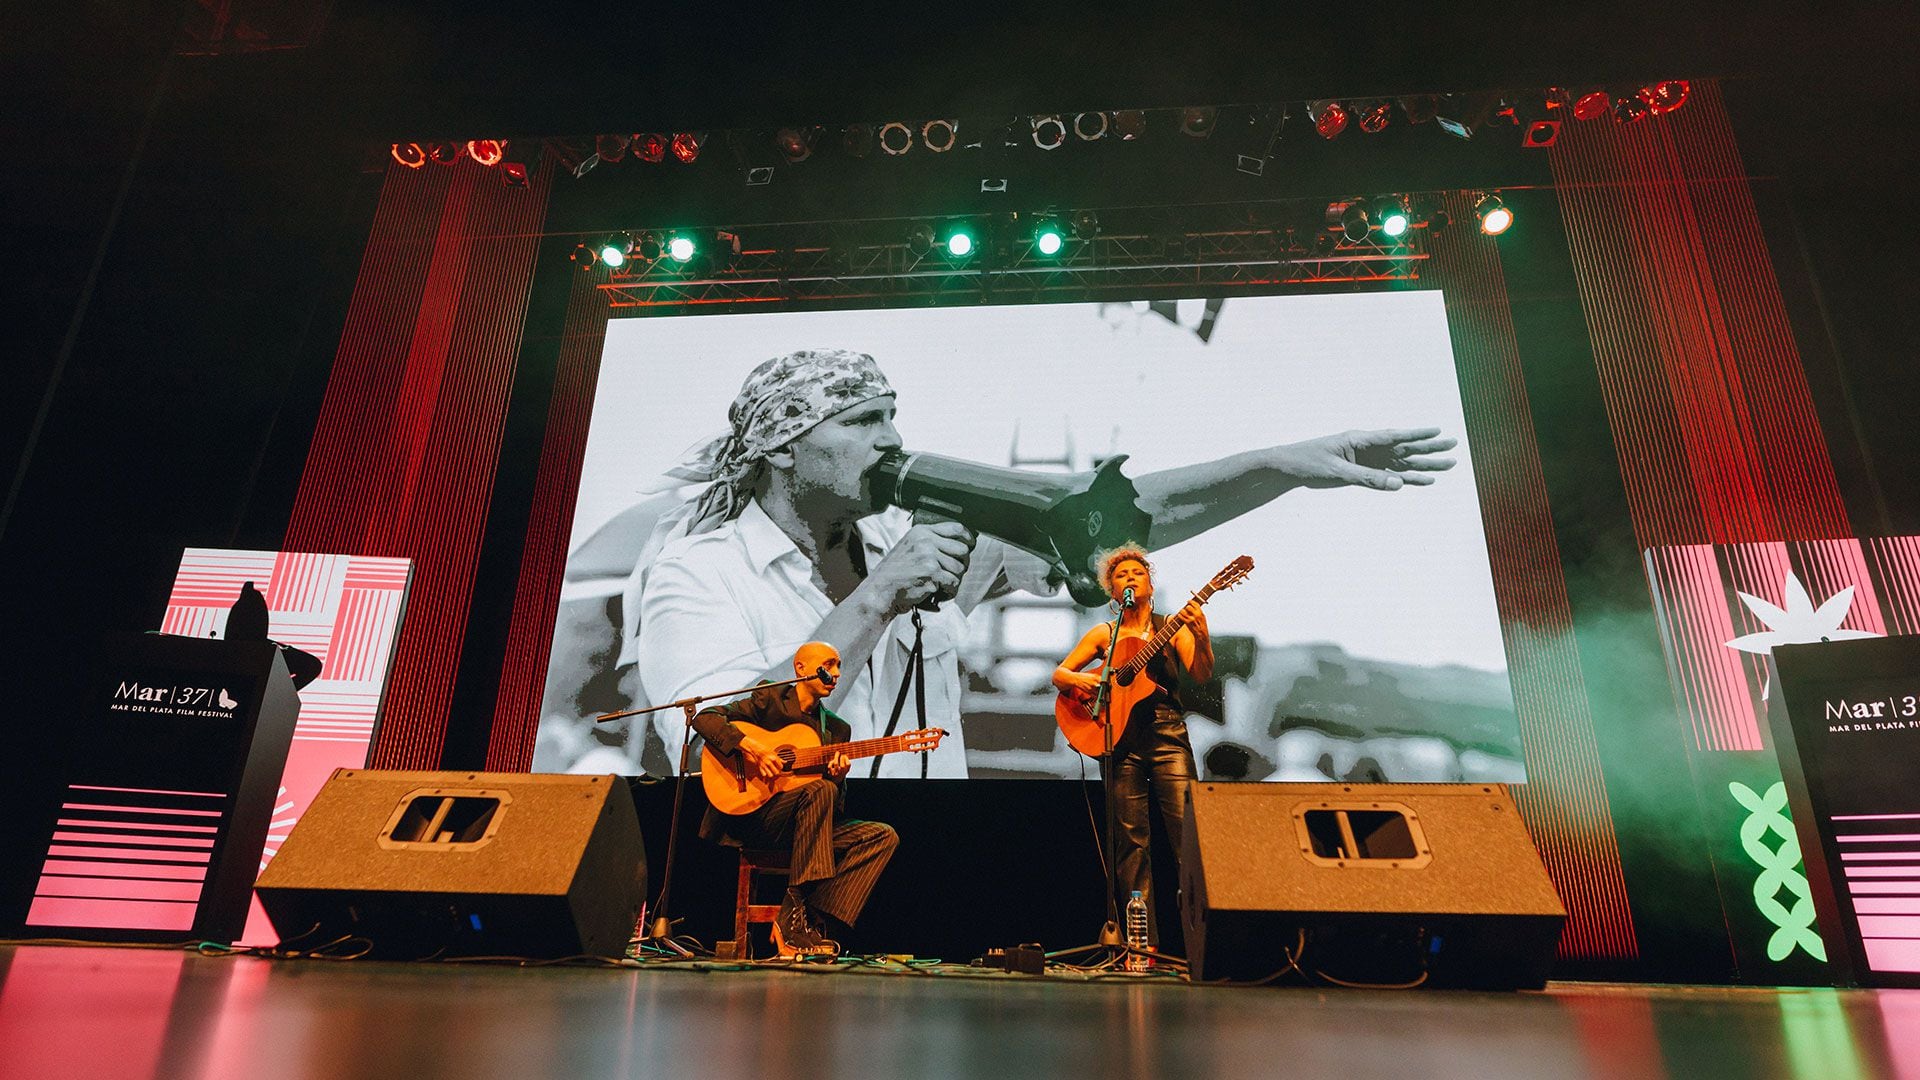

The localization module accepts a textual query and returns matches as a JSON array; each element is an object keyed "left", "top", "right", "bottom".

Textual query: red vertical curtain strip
[
  {"left": 486, "top": 274, "right": 612, "bottom": 770},
  {"left": 283, "top": 158, "right": 553, "bottom": 768},
  {"left": 1427, "top": 194, "right": 1639, "bottom": 959},
  {"left": 1548, "top": 79, "right": 1850, "bottom": 550}
]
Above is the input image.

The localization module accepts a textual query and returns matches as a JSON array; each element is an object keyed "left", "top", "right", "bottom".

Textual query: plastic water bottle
[{"left": 1124, "top": 890, "right": 1151, "bottom": 972}]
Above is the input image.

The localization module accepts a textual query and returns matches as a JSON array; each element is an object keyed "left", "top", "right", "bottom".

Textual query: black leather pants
[{"left": 1109, "top": 705, "right": 1196, "bottom": 944}]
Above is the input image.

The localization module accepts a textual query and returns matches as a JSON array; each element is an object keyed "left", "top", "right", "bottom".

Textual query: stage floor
[{"left": 1, "top": 944, "right": 1916, "bottom": 1079}]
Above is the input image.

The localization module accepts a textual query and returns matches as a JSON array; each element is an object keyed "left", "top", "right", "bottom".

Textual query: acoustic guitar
[
  {"left": 1054, "top": 555, "right": 1254, "bottom": 758},
  {"left": 699, "top": 722, "right": 947, "bottom": 816}
]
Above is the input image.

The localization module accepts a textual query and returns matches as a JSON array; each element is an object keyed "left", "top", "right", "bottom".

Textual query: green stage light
[
  {"left": 945, "top": 229, "right": 975, "bottom": 258},
  {"left": 1476, "top": 194, "right": 1513, "bottom": 236},
  {"left": 667, "top": 235, "right": 696, "bottom": 262},
  {"left": 1379, "top": 207, "right": 1410, "bottom": 238},
  {"left": 1035, "top": 224, "right": 1064, "bottom": 255}
]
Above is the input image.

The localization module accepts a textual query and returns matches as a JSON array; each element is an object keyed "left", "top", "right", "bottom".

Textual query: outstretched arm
[
  {"left": 1052, "top": 624, "right": 1113, "bottom": 702},
  {"left": 1135, "top": 428, "right": 1457, "bottom": 548}
]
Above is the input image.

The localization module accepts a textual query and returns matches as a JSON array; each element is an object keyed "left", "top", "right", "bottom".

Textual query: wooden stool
[{"left": 725, "top": 845, "right": 791, "bottom": 959}]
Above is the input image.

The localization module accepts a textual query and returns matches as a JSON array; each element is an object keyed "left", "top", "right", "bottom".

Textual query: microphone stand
[
  {"left": 596, "top": 671, "right": 826, "bottom": 957},
  {"left": 1090, "top": 598, "right": 1129, "bottom": 951}
]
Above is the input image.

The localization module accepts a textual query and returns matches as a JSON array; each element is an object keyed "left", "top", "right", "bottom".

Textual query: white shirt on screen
[{"left": 632, "top": 499, "right": 1055, "bottom": 778}]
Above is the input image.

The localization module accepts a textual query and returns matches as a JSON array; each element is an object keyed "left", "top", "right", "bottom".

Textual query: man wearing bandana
[{"left": 625, "top": 348, "right": 1457, "bottom": 778}]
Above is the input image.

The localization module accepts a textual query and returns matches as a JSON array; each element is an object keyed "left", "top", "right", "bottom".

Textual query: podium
[
  {"left": 1773, "top": 637, "right": 1920, "bottom": 988},
  {"left": 23, "top": 634, "right": 301, "bottom": 942}
]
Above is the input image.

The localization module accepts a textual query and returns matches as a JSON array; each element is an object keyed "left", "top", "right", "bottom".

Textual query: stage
[{"left": 1, "top": 944, "right": 1915, "bottom": 1079}]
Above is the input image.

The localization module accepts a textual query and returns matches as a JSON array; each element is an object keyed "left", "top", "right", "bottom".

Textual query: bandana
[{"left": 617, "top": 349, "right": 895, "bottom": 668}]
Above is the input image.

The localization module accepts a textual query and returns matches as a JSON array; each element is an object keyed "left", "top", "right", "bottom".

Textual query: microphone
[
  {"left": 814, "top": 665, "right": 838, "bottom": 689},
  {"left": 1121, "top": 586, "right": 1135, "bottom": 608}
]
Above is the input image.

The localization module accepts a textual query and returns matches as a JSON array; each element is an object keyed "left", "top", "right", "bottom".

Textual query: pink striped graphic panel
[{"left": 27, "top": 786, "right": 221, "bottom": 932}]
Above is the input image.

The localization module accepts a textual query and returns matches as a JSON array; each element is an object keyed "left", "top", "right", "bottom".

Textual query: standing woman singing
[{"left": 1051, "top": 545, "right": 1213, "bottom": 945}]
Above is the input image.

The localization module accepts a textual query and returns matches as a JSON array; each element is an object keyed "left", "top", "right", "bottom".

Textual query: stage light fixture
[
  {"left": 1179, "top": 107, "right": 1217, "bottom": 137},
  {"left": 1611, "top": 93, "right": 1650, "bottom": 124},
  {"left": 1034, "top": 221, "right": 1065, "bottom": 255},
  {"left": 744, "top": 166, "right": 774, "bottom": 186},
  {"left": 1309, "top": 100, "right": 1348, "bottom": 140},
  {"left": 594, "top": 134, "right": 629, "bottom": 164},
  {"left": 500, "top": 161, "right": 528, "bottom": 187},
  {"left": 1572, "top": 91, "right": 1611, "bottom": 121},
  {"left": 1476, "top": 194, "right": 1513, "bottom": 235},
  {"left": 922, "top": 119, "right": 957, "bottom": 153},
  {"left": 428, "top": 141, "right": 463, "bottom": 165},
  {"left": 1376, "top": 198, "right": 1411, "bottom": 238},
  {"left": 1327, "top": 200, "right": 1370, "bottom": 243},
  {"left": 944, "top": 224, "right": 976, "bottom": 258},
  {"left": 1522, "top": 120, "right": 1560, "bottom": 148},
  {"left": 634, "top": 133, "right": 669, "bottom": 163},
  {"left": 842, "top": 123, "right": 874, "bottom": 158},
  {"left": 906, "top": 222, "right": 935, "bottom": 256},
  {"left": 667, "top": 235, "right": 696, "bottom": 262},
  {"left": 1113, "top": 109, "right": 1146, "bottom": 140},
  {"left": 775, "top": 127, "right": 816, "bottom": 163},
  {"left": 636, "top": 233, "right": 662, "bottom": 261},
  {"left": 878, "top": 122, "right": 913, "bottom": 156},
  {"left": 1073, "top": 112, "right": 1109, "bottom": 141},
  {"left": 1642, "top": 79, "right": 1691, "bottom": 115},
  {"left": 570, "top": 243, "right": 597, "bottom": 270},
  {"left": 466, "top": 139, "right": 506, "bottom": 167},
  {"left": 1031, "top": 115, "right": 1067, "bottom": 150},
  {"left": 1070, "top": 209, "right": 1100, "bottom": 240},
  {"left": 1400, "top": 95, "right": 1439, "bottom": 124},
  {"left": 391, "top": 142, "right": 427, "bottom": 168},
  {"left": 1358, "top": 100, "right": 1393, "bottom": 134},
  {"left": 598, "top": 234, "right": 634, "bottom": 269},
  {"left": 670, "top": 132, "right": 704, "bottom": 163}
]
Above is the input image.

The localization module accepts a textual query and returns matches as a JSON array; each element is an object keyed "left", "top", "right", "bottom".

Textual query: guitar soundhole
[
  {"left": 1116, "top": 670, "right": 1136, "bottom": 688},
  {"left": 776, "top": 746, "right": 797, "bottom": 770}
]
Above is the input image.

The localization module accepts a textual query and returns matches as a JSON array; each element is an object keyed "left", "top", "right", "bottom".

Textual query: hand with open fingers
[{"left": 1278, "top": 428, "right": 1458, "bottom": 492}]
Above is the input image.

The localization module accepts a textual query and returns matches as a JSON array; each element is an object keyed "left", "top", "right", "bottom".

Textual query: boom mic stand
[{"left": 597, "top": 671, "right": 826, "bottom": 956}]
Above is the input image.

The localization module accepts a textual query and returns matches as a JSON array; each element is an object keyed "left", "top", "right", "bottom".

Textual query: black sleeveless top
[{"left": 1117, "top": 612, "right": 1187, "bottom": 727}]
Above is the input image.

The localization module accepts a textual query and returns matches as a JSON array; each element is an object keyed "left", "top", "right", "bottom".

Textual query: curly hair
[{"left": 1098, "top": 543, "right": 1153, "bottom": 591}]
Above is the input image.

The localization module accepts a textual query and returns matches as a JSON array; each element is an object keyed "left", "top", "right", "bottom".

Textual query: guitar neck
[
  {"left": 788, "top": 732, "right": 927, "bottom": 768},
  {"left": 1118, "top": 583, "right": 1217, "bottom": 676}
]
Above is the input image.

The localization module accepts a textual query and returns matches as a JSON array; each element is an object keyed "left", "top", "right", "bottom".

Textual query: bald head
[{"left": 792, "top": 641, "right": 841, "bottom": 702}]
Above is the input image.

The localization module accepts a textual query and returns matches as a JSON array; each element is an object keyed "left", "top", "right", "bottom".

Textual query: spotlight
[
  {"left": 1327, "top": 200, "right": 1370, "bottom": 243},
  {"left": 1070, "top": 208, "right": 1099, "bottom": 240},
  {"left": 1611, "top": 94, "right": 1650, "bottom": 124},
  {"left": 594, "top": 134, "right": 629, "bottom": 164},
  {"left": 637, "top": 233, "right": 662, "bottom": 261},
  {"left": 745, "top": 166, "right": 774, "bottom": 186},
  {"left": 943, "top": 224, "right": 976, "bottom": 258},
  {"left": 1357, "top": 100, "right": 1393, "bottom": 134},
  {"left": 1309, "top": 100, "right": 1348, "bottom": 140},
  {"left": 598, "top": 234, "right": 634, "bottom": 269},
  {"left": 466, "top": 139, "right": 506, "bottom": 166},
  {"left": 669, "top": 132, "right": 703, "bottom": 163},
  {"left": 634, "top": 133, "right": 669, "bottom": 163},
  {"left": 428, "top": 141, "right": 463, "bottom": 165},
  {"left": 878, "top": 122, "right": 914, "bottom": 156},
  {"left": 500, "top": 161, "right": 528, "bottom": 187},
  {"left": 1434, "top": 93, "right": 1496, "bottom": 140},
  {"left": 1476, "top": 194, "right": 1513, "bottom": 236},
  {"left": 1572, "top": 91, "right": 1611, "bottom": 121},
  {"left": 391, "top": 142, "right": 427, "bottom": 169},
  {"left": 1031, "top": 115, "right": 1066, "bottom": 150},
  {"left": 922, "top": 119, "right": 957, "bottom": 153},
  {"left": 1642, "top": 79, "right": 1691, "bottom": 115},
  {"left": 1113, "top": 109, "right": 1147, "bottom": 140},
  {"left": 1034, "top": 221, "right": 1065, "bottom": 256},
  {"left": 842, "top": 123, "right": 874, "bottom": 158},
  {"left": 906, "top": 222, "right": 935, "bottom": 256},
  {"left": 666, "top": 235, "right": 696, "bottom": 262},
  {"left": 1072, "top": 111, "right": 1109, "bottom": 141},
  {"left": 775, "top": 126, "right": 816, "bottom": 163},
  {"left": 1179, "top": 107, "right": 1217, "bottom": 137},
  {"left": 570, "top": 243, "right": 598, "bottom": 270},
  {"left": 1521, "top": 120, "right": 1560, "bottom": 148},
  {"left": 1376, "top": 198, "right": 1410, "bottom": 238}
]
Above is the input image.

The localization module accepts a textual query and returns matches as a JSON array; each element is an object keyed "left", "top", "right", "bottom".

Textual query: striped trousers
[{"left": 729, "top": 780, "right": 897, "bottom": 927}]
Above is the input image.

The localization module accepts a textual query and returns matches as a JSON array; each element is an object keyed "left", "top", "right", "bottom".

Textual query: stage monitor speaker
[
  {"left": 256, "top": 770, "right": 645, "bottom": 959},
  {"left": 1180, "top": 782, "right": 1566, "bottom": 989}
]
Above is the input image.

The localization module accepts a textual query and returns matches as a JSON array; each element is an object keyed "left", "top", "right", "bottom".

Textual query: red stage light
[
  {"left": 669, "top": 132, "right": 703, "bottom": 164},
  {"left": 500, "top": 162, "right": 528, "bottom": 187},
  {"left": 1611, "top": 94, "right": 1650, "bottom": 124},
  {"left": 427, "top": 141, "right": 463, "bottom": 165},
  {"left": 594, "top": 134, "right": 629, "bottom": 164},
  {"left": 776, "top": 126, "right": 816, "bottom": 162},
  {"left": 390, "top": 142, "right": 426, "bottom": 169},
  {"left": 1113, "top": 109, "right": 1147, "bottom": 140},
  {"left": 1522, "top": 120, "right": 1560, "bottom": 148},
  {"left": 466, "top": 139, "right": 506, "bottom": 167},
  {"left": 1179, "top": 107, "right": 1217, "bottom": 137},
  {"left": 634, "top": 133, "right": 668, "bottom": 163},
  {"left": 1572, "top": 91, "right": 1611, "bottom": 121},
  {"left": 922, "top": 119, "right": 957, "bottom": 153},
  {"left": 1358, "top": 100, "right": 1392, "bottom": 134},
  {"left": 1642, "top": 79, "right": 1691, "bottom": 115},
  {"left": 1311, "top": 100, "right": 1349, "bottom": 140}
]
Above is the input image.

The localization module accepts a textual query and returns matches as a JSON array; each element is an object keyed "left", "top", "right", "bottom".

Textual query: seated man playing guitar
[
  {"left": 1052, "top": 546, "right": 1214, "bottom": 944},
  {"left": 692, "top": 641, "right": 899, "bottom": 957}
]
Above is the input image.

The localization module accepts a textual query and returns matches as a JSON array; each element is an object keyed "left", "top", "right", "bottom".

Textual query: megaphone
[{"left": 866, "top": 450, "right": 1151, "bottom": 607}]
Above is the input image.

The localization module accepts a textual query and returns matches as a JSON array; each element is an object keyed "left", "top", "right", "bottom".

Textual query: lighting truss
[{"left": 598, "top": 224, "right": 1424, "bottom": 309}]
